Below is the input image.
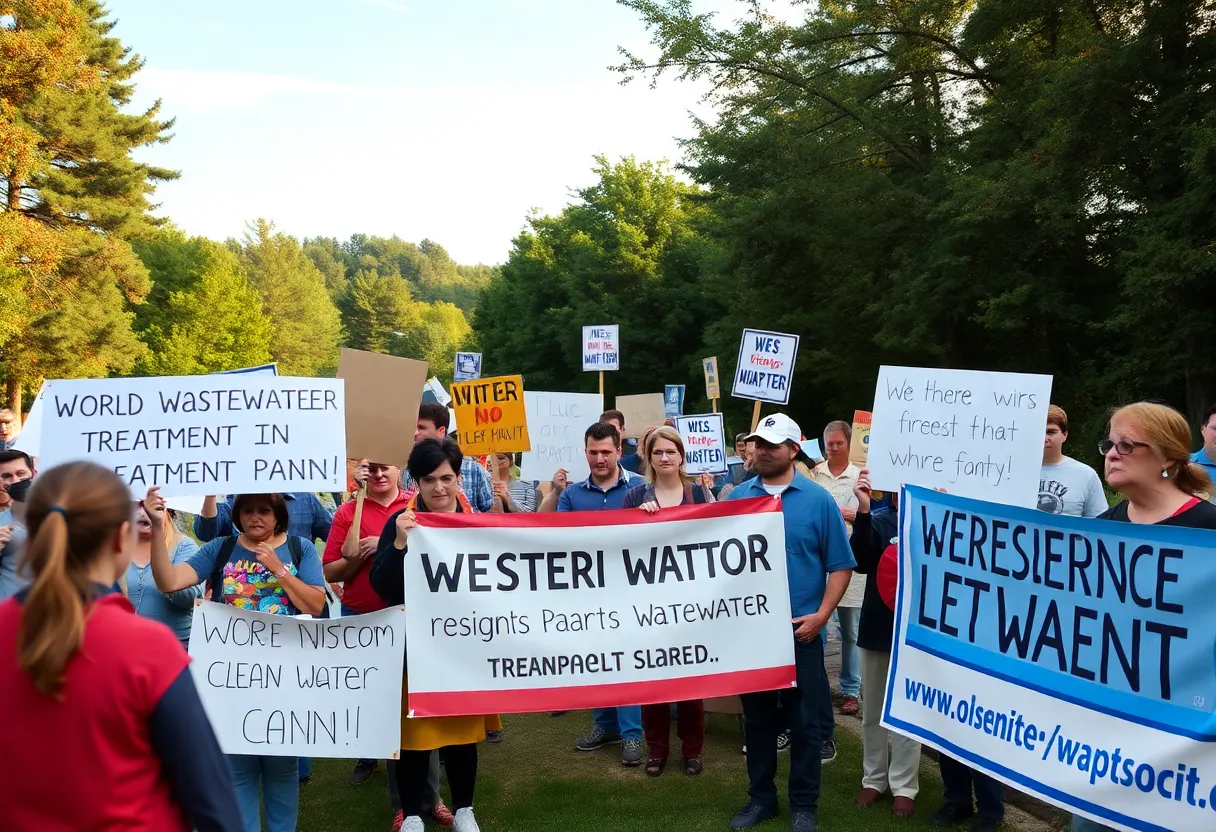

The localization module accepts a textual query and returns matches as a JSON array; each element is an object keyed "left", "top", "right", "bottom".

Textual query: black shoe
[
  {"left": 349, "top": 759, "right": 378, "bottom": 786},
  {"left": 730, "top": 801, "right": 778, "bottom": 830},
  {"left": 791, "top": 810, "right": 817, "bottom": 832},
  {"left": 930, "top": 804, "right": 975, "bottom": 827},
  {"left": 970, "top": 817, "right": 1002, "bottom": 832},
  {"left": 776, "top": 729, "right": 791, "bottom": 752},
  {"left": 820, "top": 740, "right": 837, "bottom": 764}
]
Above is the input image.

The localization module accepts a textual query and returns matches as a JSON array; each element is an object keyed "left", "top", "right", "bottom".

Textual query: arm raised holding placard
[{"left": 147, "top": 488, "right": 202, "bottom": 593}]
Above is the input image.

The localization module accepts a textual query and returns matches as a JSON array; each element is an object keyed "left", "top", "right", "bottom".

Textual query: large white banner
[
  {"left": 188, "top": 602, "right": 405, "bottom": 758},
  {"left": 886, "top": 487, "right": 1216, "bottom": 832},
  {"left": 518, "top": 391, "right": 602, "bottom": 483},
  {"left": 38, "top": 374, "right": 345, "bottom": 497},
  {"left": 403, "top": 498, "right": 794, "bottom": 716},
  {"left": 867, "top": 366, "right": 1052, "bottom": 507}
]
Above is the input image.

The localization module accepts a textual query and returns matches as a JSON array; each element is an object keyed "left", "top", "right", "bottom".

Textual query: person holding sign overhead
[
  {"left": 725, "top": 414, "right": 855, "bottom": 832},
  {"left": 0, "top": 463, "right": 241, "bottom": 832},
  {"left": 370, "top": 439, "right": 497, "bottom": 832},
  {"left": 150, "top": 492, "right": 328, "bottom": 832},
  {"left": 622, "top": 425, "right": 714, "bottom": 777}
]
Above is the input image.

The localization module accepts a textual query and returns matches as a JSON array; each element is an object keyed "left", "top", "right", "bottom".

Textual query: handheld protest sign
[
  {"left": 338, "top": 349, "right": 430, "bottom": 469},
  {"left": 663, "top": 385, "right": 685, "bottom": 418},
  {"left": 38, "top": 374, "right": 346, "bottom": 498},
  {"left": 676, "top": 413, "right": 728, "bottom": 475},
  {"left": 615, "top": 393, "right": 666, "bottom": 440},
  {"left": 450, "top": 374, "right": 530, "bottom": 458},
  {"left": 850, "top": 410, "right": 872, "bottom": 467},
  {"left": 519, "top": 391, "right": 603, "bottom": 482},
  {"left": 454, "top": 352, "right": 482, "bottom": 382},
  {"left": 732, "top": 328, "right": 799, "bottom": 406},
  {"left": 582, "top": 325, "right": 620, "bottom": 372},
  {"left": 866, "top": 366, "right": 1052, "bottom": 506}
]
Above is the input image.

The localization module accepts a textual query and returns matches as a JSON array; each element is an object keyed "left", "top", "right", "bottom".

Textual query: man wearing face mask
[{"left": 0, "top": 450, "right": 37, "bottom": 600}]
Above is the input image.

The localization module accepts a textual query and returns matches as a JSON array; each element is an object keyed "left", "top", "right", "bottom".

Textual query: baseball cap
[{"left": 746, "top": 413, "right": 802, "bottom": 448}]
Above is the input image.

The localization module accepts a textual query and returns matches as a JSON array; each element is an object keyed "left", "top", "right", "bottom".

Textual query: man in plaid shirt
[{"left": 399, "top": 401, "right": 493, "bottom": 513}]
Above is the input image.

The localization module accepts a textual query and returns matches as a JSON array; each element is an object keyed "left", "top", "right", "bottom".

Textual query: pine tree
[
  {"left": 337, "top": 269, "right": 421, "bottom": 356},
  {"left": 0, "top": 0, "right": 176, "bottom": 415}
]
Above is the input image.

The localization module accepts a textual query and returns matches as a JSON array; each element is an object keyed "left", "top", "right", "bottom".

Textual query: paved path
[{"left": 822, "top": 623, "right": 1065, "bottom": 832}]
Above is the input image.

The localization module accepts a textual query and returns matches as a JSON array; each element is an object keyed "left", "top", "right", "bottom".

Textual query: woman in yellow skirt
[{"left": 371, "top": 438, "right": 500, "bottom": 832}]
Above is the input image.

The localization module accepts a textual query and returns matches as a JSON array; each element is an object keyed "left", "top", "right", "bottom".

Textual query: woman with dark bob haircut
[
  {"left": 371, "top": 439, "right": 499, "bottom": 832},
  {"left": 151, "top": 491, "right": 327, "bottom": 832}
]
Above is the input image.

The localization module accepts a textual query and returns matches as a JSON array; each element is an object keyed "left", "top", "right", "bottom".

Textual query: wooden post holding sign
[
  {"left": 582, "top": 325, "right": 619, "bottom": 398},
  {"left": 731, "top": 328, "right": 800, "bottom": 431},
  {"left": 450, "top": 375, "right": 531, "bottom": 458},
  {"left": 703, "top": 356, "right": 720, "bottom": 413}
]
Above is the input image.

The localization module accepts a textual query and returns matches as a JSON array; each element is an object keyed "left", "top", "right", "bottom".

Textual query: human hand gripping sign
[
  {"left": 394, "top": 509, "right": 417, "bottom": 550},
  {"left": 142, "top": 486, "right": 167, "bottom": 530}
]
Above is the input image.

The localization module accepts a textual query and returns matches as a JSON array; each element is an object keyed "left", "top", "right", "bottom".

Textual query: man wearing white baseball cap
[{"left": 726, "top": 413, "right": 856, "bottom": 832}]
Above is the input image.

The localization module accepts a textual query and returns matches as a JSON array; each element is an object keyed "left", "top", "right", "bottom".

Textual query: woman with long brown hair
[{"left": 0, "top": 462, "right": 239, "bottom": 831}]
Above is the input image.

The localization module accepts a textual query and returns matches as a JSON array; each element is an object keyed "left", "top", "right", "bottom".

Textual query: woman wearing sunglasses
[{"left": 1074, "top": 404, "right": 1216, "bottom": 831}]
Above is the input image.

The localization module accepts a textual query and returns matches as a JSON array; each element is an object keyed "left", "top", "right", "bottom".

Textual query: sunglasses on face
[{"left": 1098, "top": 438, "right": 1150, "bottom": 457}]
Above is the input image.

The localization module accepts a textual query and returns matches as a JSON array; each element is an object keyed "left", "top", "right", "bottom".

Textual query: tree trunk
[{"left": 6, "top": 374, "right": 21, "bottom": 427}]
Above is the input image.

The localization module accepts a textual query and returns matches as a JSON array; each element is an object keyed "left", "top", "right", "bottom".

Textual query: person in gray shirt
[{"left": 1040, "top": 405, "right": 1108, "bottom": 518}]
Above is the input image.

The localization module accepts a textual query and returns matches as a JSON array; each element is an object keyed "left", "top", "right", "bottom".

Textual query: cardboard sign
[
  {"left": 615, "top": 393, "right": 666, "bottom": 440},
  {"left": 454, "top": 352, "right": 482, "bottom": 382},
  {"left": 582, "top": 325, "right": 620, "bottom": 372},
  {"left": 189, "top": 602, "right": 406, "bottom": 758},
  {"left": 850, "top": 410, "right": 872, "bottom": 467},
  {"left": 703, "top": 356, "right": 720, "bottom": 399},
  {"left": 664, "top": 384, "right": 686, "bottom": 418},
  {"left": 866, "top": 366, "right": 1052, "bottom": 506},
  {"left": 519, "top": 391, "right": 603, "bottom": 483},
  {"left": 337, "top": 349, "right": 430, "bottom": 469},
  {"left": 403, "top": 499, "right": 793, "bottom": 716},
  {"left": 39, "top": 375, "right": 346, "bottom": 497},
  {"left": 450, "top": 374, "right": 530, "bottom": 457},
  {"left": 676, "top": 413, "right": 728, "bottom": 475},
  {"left": 732, "top": 328, "right": 800, "bottom": 405}
]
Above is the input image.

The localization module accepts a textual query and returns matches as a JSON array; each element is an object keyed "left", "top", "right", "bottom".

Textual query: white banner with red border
[{"left": 403, "top": 497, "right": 794, "bottom": 716}]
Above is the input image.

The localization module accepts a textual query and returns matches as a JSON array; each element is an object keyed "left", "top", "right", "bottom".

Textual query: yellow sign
[
  {"left": 850, "top": 409, "right": 872, "bottom": 467},
  {"left": 703, "top": 356, "right": 720, "bottom": 400},
  {"left": 450, "top": 375, "right": 530, "bottom": 456}
]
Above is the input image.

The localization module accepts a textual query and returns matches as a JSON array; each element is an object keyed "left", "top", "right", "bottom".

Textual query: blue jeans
[
  {"left": 229, "top": 754, "right": 299, "bottom": 832},
  {"left": 1072, "top": 816, "right": 1115, "bottom": 831},
  {"left": 593, "top": 706, "right": 643, "bottom": 741},
  {"left": 836, "top": 606, "right": 861, "bottom": 697},
  {"left": 741, "top": 632, "right": 829, "bottom": 813}
]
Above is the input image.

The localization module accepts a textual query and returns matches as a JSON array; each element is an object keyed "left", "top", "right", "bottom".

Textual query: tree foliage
[
  {"left": 0, "top": 0, "right": 176, "bottom": 413},
  {"left": 132, "top": 232, "right": 273, "bottom": 376},
  {"left": 474, "top": 155, "right": 719, "bottom": 399}
]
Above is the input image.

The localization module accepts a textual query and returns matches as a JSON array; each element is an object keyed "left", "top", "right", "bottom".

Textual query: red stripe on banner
[
  {"left": 414, "top": 495, "right": 780, "bottom": 529},
  {"left": 406, "top": 666, "right": 795, "bottom": 717}
]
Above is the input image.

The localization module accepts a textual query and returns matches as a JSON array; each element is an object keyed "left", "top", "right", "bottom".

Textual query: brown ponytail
[{"left": 19, "top": 462, "right": 133, "bottom": 697}]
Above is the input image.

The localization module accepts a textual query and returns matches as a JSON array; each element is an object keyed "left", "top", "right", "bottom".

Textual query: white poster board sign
[
  {"left": 15, "top": 364, "right": 278, "bottom": 459},
  {"left": 38, "top": 375, "right": 346, "bottom": 497},
  {"left": 582, "top": 325, "right": 620, "bottom": 372},
  {"left": 188, "top": 602, "right": 405, "bottom": 758},
  {"left": 732, "top": 329, "right": 800, "bottom": 405},
  {"left": 866, "top": 366, "right": 1052, "bottom": 506},
  {"left": 454, "top": 352, "right": 482, "bottom": 382},
  {"left": 518, "top": 391, "right": 602, "bottom": 483},
  {"left": 677, "top": 413, "right": 728, "bottom": 475},
  {"left": 403, "top": 499, "right": 793, "bottom": 716}
]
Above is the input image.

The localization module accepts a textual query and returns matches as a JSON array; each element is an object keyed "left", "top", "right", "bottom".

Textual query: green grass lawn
[{"left": 299, "top": 711, "right": 947, "bottom": 831}]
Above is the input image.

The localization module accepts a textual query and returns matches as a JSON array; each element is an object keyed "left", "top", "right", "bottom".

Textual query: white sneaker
[
  {"left": 453, "top": 807, "right": 481, "bottom": 832},
  {"left": 402, "top": 816, "right": 425, "bottom": 832}
]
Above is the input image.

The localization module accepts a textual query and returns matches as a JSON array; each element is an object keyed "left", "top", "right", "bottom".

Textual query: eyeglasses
[
  {"left": 650, "top": 449, "right": 681, "bottom": 459},
  {"left": 1098, "top": 438, "right": 1150, "bottom": 456}
]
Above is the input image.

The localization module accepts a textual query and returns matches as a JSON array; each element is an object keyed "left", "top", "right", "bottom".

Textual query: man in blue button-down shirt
[
  {"left": 548, "top": 421, "right": 645, "bottom": 765},
  {"left": 726, "top": 413, "right": 855, "bottom": 832}
]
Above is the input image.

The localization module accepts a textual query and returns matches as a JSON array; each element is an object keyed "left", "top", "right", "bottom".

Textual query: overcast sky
[{"left": 108, "top": 0, "right": 773, "bottom": 264}]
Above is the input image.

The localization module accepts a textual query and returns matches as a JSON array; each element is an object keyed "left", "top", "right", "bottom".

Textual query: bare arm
[{"left": 146, "top": 489, "right": 203, "bottom": 592}]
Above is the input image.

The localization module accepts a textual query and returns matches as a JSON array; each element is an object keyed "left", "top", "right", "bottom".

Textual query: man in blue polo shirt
[
  {"left": 1192, "top": 404, "right": 1216, "bottom": 477},
  {"left": 548, "top": 420, "right": 644, "bottom": 765},
  {"left": 727, "top": 413, "right": 855, "bottom": 832}
]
